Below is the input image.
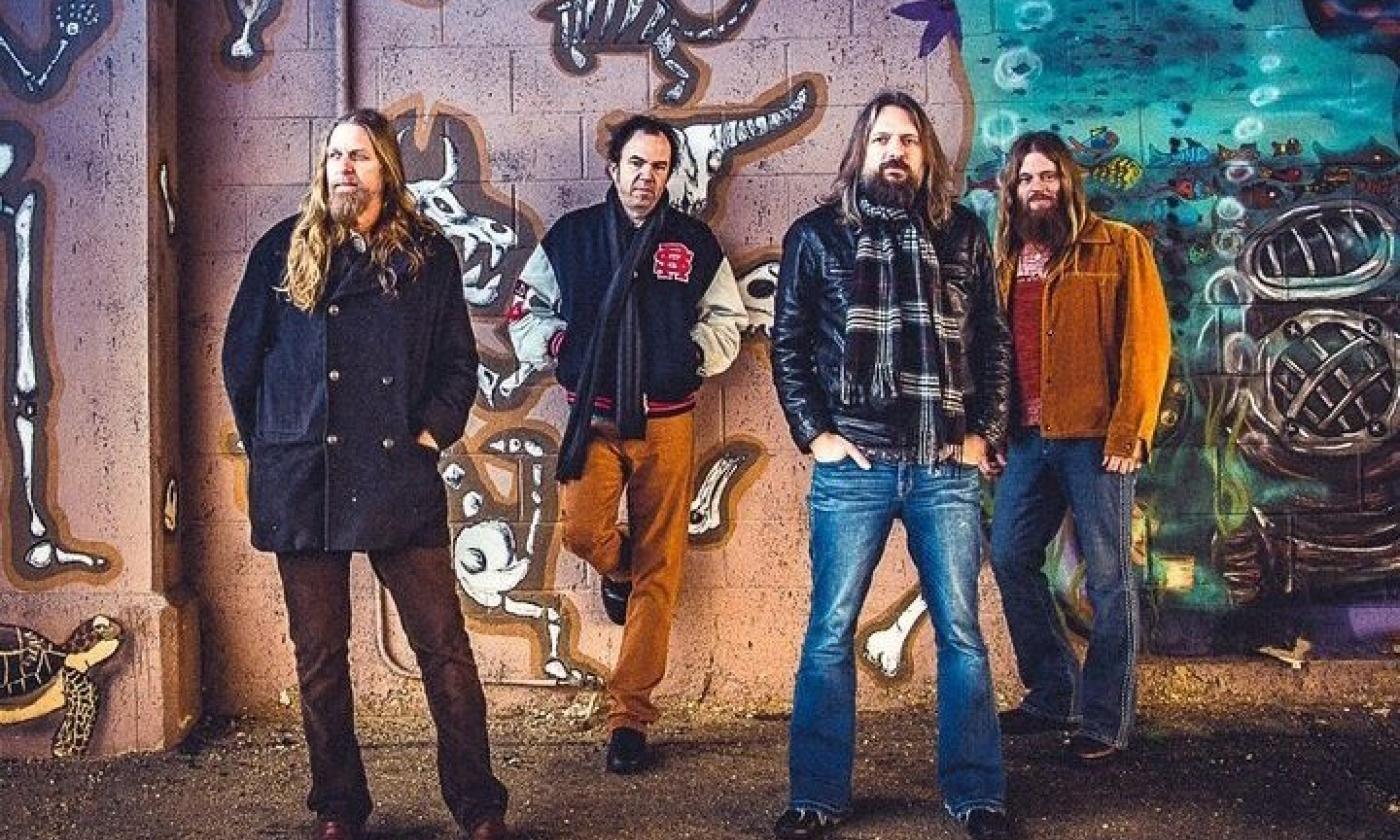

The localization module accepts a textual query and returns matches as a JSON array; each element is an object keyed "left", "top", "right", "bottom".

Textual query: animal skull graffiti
[
  {"left": 735, "top": 260, "right": 778, "bottom": 334},
  {"left": 405, "top": 134, "right": 517, "bottom": 308},
  {"left": 669, "top": 80, "right": 818, "bottom": 218}
]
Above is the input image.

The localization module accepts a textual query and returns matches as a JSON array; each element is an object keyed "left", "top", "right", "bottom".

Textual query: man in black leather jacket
[{"left": 769, "top": 91, "right": 1013, "bottom": 840}]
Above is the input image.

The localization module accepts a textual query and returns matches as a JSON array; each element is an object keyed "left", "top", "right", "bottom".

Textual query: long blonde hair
[
  {"left": 994, "top": 131, "right": 1092, "bottom": 272},
  {"left": 283, "top": 109, "right": 435, "bottom": 311},
  {"left": 821, "top": 91, "right": 955, "bottom": 230}
]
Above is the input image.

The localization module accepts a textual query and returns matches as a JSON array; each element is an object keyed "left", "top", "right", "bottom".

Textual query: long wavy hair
[
  {"left": 821, "top": 90, "right": 954, "bottom": 230},
  {"left": 283, "top": 109, "right": 435, "bottom": 311},
  {"left": 994, "top": 131, "right": 1092, "bottom": 271}
]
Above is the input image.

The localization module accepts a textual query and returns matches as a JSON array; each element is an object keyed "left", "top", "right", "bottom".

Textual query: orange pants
[{"left": 561, "top": 412, "right": 694, "bottom": 732}]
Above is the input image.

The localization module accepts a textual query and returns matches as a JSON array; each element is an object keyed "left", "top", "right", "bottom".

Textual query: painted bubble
[
  {"left": 1014, "top": 0, "right": 1056, "bottom": 30},
  {"left": 1258, "top": 53, "right": 1282, "bottom": 73},
  {"left": 1215, "top": 196, "right": 1247, "bottom": 222},
  {"left": 994, "top": 46, "right": 1043, "bottom": 93},
  {"left": 1233, "top": 115, "right": 1265, "bottom": 141},
  {"left": 1249, "top": 85, "right": 1280, "bottom": 107},
  {"left": 981, "top": 108, "right": 1022, "bottom": 150}
]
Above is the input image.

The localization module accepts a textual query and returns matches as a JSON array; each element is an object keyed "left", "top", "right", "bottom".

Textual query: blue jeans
[
  {"left": 990, "top": 429, "right": 1139, "bottom": 748},
  {"left": 789, "top": 458, "right": 1005, "bottom": 819}
]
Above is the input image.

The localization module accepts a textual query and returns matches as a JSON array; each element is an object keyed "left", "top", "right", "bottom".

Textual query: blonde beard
[{"left": 329, "top": 187, "right": 370, "bottom": 226}]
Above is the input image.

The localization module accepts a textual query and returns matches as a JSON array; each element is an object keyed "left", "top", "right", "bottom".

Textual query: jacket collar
[{"left": 996, "top": 213, "right": 1107, "bottom": 301}]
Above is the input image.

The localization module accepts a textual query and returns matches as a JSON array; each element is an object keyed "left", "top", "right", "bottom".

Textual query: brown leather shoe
[
  {"left": 313, "top": 819, "right": 362, "bottom": 840},
  {"left": 465, "top": 815, "right": 508, "bottom": 840}
]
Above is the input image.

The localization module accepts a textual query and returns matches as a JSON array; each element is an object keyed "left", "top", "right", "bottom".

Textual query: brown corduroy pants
[{"left": 561, "top": 412, "right": 695, "bottom": 732}]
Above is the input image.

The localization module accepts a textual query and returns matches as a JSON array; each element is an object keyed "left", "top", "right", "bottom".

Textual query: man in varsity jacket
[{"left": 506, "top": 113, "right": 747, "bottom": 774}]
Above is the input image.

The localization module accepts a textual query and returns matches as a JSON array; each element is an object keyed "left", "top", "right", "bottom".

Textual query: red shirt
[{"left": 1011, "top": 245, "right": 1051, "bottom": 427}]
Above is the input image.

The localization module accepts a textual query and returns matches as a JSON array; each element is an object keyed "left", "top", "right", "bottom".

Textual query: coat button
[
  {"left": 328, "top": 304, "right": 341, "bottom": 316},
  {"left": 381, "top": 375, "right": 394, "bottom": 386},
  {"left": 382, "top": 437, "right": 395, "bottom": 450},
  {"left": 326, "top": 434, "right": 340, "bottom": 445},
  {"left": 328, "top": 369, "right": 340, "bottom": 382}
]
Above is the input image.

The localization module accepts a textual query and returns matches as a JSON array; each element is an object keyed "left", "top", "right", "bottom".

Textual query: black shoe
[
  {"left": 773, "top": 807, "right": 842, "bottom": 839},
  {"left": 600, "top": 534, "right": 633, "bottom": 625},
  {"left": 998, "top": 707, "right": 1070, "bottom": 736},
  {"left": 962, "top": 808, "right": 1012, "bottom": 840},
  {"left": 1067, "top": 733, "right": 1121, "bottom": 763},
  {"left": 600, "top": 575, "right": 632, "bottom": 625},
  {"left": 605, "top": 726, "right": 648, "bottom": 774}
]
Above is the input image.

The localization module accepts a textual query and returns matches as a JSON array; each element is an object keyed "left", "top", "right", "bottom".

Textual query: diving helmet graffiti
[
  {"left": 1236, "top": 199, "right": 1397, "bottom": 300},
  {"left": 1247, "top": 310, "right": 1397, "bottom": 457}
]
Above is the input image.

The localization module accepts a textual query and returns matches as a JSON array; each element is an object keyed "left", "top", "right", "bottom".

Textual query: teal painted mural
[{"left": 953, "top": 0, "right": 1398, "bottom": 657}]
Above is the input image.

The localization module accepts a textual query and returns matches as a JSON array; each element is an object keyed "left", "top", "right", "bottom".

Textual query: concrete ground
[{"left": 3, "top": 701, "right": 1398, "bottom": 840}]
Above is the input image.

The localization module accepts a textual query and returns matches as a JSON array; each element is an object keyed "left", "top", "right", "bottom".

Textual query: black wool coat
[{"left": 222, "top": 215, "right": 478, "bottom": 553}]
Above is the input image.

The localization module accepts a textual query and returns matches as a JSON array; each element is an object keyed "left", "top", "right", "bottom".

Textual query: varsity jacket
[{"left": 507, "top": 191, "right": 747, "bottom": 412}]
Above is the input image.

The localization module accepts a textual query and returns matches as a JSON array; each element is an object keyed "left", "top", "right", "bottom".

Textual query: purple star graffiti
[{"left": 893, "top": 0, "right": 963, "bottom": 58}]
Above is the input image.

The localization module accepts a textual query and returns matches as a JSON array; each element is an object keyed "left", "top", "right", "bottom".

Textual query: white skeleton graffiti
[
  {"left": 735, "top": 260, "right": 777, "bottom": 334},
  {"left": 689, "top": 448, "right": 749, "bottom": 537},
  {"left": 669, "top": 81, "right": 817, "bottom": 217},
  {"left": 863, "top": 593, "right": 928, "bottom": 678},
  {"left": 540, "top": 0, "right": 757, "bottom": 105},
  {"left": 476, "top": 357, "right": 544, "bottom": 409},
  {"left": 0, "top": 2, "right": 106, "bottom": 99},
  {"left": 450, "top": 431, "right": 599, "bottom": 687},
  {"left": 230, "top": 0, "right": 277, "bottom": 60},
  {"left": 0, "top": 134, "right": 105, "bottom": 574},
  {"left": 405, "top": 135, "right": 517, "bottom": 308}
]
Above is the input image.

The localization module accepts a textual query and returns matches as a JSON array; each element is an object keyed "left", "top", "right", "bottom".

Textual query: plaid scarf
[{"left": 842, "top": 197, "right": 967, "bottom": 463}]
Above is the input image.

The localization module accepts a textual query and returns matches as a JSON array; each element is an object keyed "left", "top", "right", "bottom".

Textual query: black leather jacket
[{"left": 771, "top": 202, "right": 1011, "bottom": 454}]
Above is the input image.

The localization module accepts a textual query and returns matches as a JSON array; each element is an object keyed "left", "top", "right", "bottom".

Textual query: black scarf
[
  {"left": 843, "top": 196, "right": 967, "bottom": 464},
  {"left": 556, "top": 189, "right": 669, "bottom": 481}
]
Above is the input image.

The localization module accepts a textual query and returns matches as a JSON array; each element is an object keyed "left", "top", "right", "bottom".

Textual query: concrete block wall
[{"left": 3, "top": 0, "right": 1397, "bottom": 757}]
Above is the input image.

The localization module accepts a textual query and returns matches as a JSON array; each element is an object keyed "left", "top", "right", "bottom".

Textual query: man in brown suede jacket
[{"left": 988, "top": 130, "right": 1171, "bottom": 764}]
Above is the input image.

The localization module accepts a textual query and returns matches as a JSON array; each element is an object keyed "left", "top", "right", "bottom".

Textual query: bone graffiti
[
  {"left": 662, "top": 76, "right": 823, "bottom": 220},
  {"left": 536, "top": 0, "right": 758, "bottom": 106},
  {"left": 220, "top": 0, "right": 284, "bottom": 70},
  {"left": 1, "top": 122, "right": 109, "bottom": 582},
  {"left": 0, "top": 1, "right": 111, "bottom": 101},
  {"left": 0, "top": 615, "right": 124, "bottom": 757},
  {"left": 376, "top": 430, "right": 764, "bottom": 685}
]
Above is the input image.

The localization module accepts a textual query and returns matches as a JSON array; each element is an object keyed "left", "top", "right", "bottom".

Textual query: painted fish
[
  {"left": 1313, "top": 137, "right": 1399, "bottom": 172},
  {"left": 1293, "top": 165, "right": 1354, "bottom": 196},
  {"left": 1258, "top": 165, "right": 1303, "bottom": 183},
  {"left": 1070, "top": 125, "right": 1120, "bottom": 158},
  {"left": 1167, "top": 177, "right": 1216, "bottom": 199},
  {"left": 1086, "top": 154, "right": 1143, "bottom": 189},
  {"left": 1271, "top": 137, "right": 1302, "bottom": 158},
  {"left": 1148, "top": 137, "right": 1214, "bottom": 167},
  {"left": 1218, "top": 142, "right": 1261, "bottom": 162},
  {"left": 1238, "top": 181, "right": 1288, "bottom": 210}
]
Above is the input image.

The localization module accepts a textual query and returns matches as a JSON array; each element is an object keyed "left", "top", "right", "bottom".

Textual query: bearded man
[
  {"left": 988, "top": 130, "right": 1171, "bottom": 763},
  {"left": 769, "top": 91, "right": 1013, "bottom": 840},
  {"left": 223, "top": 109, "right": 508, "bottom": 840}
]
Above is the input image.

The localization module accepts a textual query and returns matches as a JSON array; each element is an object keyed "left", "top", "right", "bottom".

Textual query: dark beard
[
  {"left": 861, "top": 170, "right": 917, "bottom": 209},
  {"left": 329, "top": 187, "right": 370, "bottom": 225},
  {"left": 1013, "top": 205, "right": 1070, "bottom": 252}
]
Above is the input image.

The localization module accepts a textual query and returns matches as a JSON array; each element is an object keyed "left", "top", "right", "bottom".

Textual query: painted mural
[
  {"left": 859, "top": 0, "right": 1399, "bottom": 674},
  {"left": 536, "top": 0, "right": 758, "bottom": 105},
  {"left": 372, "top": 103, "right": 771, "bottom": 685},
  {"left": 0, "top": 1, "right": 112, "bottom": 102},
  {"left": 0, "top": 615, "right": 124, "bottom": 756},
  {"left": 1, "top": 121, "right": 110, "bottom": 584},
  {"left": 220, "top": 0, "right": 284, "bottom": 71}
]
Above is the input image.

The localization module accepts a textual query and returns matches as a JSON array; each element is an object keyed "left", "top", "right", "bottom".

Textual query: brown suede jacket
[{"left": 997, "top": 215, "right": 1172, "bottom": 459}]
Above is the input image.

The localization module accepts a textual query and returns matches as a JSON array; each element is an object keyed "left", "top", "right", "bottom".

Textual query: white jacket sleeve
[
  {"left": 690, "top": 257, "right": 748, "bottom": 377},
  {"left": 506, "top": 244, "right": 567, "bottom": 368}
]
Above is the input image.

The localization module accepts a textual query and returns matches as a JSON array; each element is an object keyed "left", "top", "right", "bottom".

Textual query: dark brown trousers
[{"left": 276, "top": 546, "right": 507, "bottom": 831}]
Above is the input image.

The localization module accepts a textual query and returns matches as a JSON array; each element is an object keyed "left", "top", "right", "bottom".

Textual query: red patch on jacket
[{"left": 653, "top": 242, "right": 694, "bottom": 283}]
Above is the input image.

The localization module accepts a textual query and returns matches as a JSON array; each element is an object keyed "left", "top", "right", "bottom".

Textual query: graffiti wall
[
  {"left": 162, "top": 0, "right": 1396, "bottom": 721},
  {"left": 0, "top": 0, "right": 200, "bottom": 758}
]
